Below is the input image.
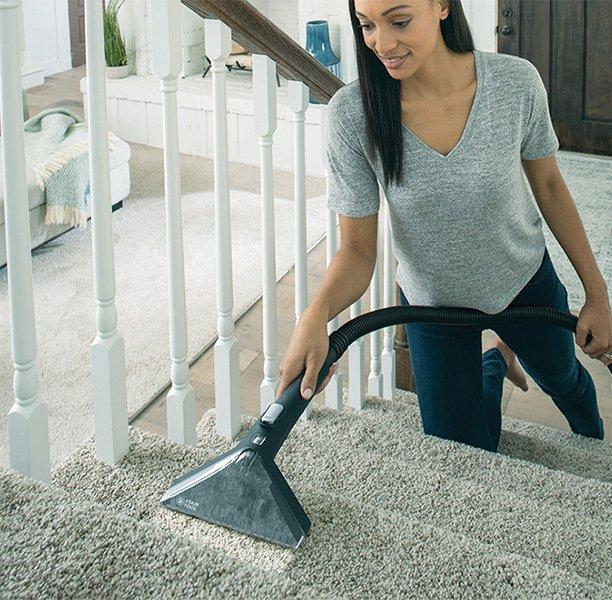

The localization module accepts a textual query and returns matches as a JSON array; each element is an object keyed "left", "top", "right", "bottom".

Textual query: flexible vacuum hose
[
  {"left": 257, "top": 305, "right": 610, "bottom": 459},
  {"left": 327, "top": 305, "right": 610, "bottom": 369}
]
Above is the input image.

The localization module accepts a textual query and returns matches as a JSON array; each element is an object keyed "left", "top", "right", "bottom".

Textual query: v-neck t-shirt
[{"left": 325, "top": 50, "right": 560, "bottom": 314}]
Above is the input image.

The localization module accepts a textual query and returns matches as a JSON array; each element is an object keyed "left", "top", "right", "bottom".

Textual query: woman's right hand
[{"left": 275, "top": 309, "right": 337, "bottom": 402}]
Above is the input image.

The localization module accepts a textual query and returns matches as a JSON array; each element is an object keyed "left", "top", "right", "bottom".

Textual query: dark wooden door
[
  {"left": 68, "top": 0, "right": 86, "bottom": 68},
  {"left": 497, "top": 0, "right": 611, "bottom": 155}
]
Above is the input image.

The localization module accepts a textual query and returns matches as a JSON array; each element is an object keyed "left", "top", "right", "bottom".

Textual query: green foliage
[{"left": 104, "top": 0, "right": 127, "bottom": 67}]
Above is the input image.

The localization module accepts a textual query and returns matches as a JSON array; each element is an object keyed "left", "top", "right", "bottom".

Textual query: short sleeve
[
  {"left": 325, "top": 92, "right": 380, "bottom": 218},
  {"left": 520, "top": 65, "right": 559, "bottom": 160}
]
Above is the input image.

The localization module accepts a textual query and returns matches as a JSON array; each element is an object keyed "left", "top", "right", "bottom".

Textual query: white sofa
[{"left": 0, "top": 126, "right": 131, "bottom": 269}]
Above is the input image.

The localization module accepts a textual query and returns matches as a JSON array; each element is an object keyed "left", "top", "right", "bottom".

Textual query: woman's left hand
[{"left": 575, "top": 294, "right": 612, "bottom": 367}]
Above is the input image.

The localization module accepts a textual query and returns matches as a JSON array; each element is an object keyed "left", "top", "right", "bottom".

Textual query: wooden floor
[{"left": 26, "top": 66, "right": 612, "bottom": 442}]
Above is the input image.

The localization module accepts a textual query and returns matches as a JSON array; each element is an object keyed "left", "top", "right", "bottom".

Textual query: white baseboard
[{"left": 22, "top": 65, "right": 45, "bottom": 89}]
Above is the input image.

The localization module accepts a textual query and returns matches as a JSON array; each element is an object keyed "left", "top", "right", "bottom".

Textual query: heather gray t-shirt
[{"left": 325, "top": 50, "right": 560, "bottom": 314}]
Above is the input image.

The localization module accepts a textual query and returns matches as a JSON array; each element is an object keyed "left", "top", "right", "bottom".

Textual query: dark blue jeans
[{"left": 399, "top": 247, "right": 604, "bottom": 452}]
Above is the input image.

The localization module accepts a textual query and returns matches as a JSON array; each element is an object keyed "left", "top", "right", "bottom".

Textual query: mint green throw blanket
[{"left": 23, "top": 108, "right": 118, "bottom": 229}]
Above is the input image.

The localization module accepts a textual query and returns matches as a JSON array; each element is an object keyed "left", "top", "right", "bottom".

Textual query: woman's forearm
[
  {"left": 306, "top": 245, "right": 376, "bottom": 323},
  {"left": 535, "top": 178, "right": 609, "bottom": 302}
]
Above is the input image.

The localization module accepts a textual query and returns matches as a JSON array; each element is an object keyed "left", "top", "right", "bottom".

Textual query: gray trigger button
[{"left": 260, "top": 402, "right": 284, "bottom": 425}]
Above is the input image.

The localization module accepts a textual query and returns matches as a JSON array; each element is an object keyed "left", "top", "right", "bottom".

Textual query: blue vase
[{"left": 305, "top": 20, "right": 341, "bottom": 104}]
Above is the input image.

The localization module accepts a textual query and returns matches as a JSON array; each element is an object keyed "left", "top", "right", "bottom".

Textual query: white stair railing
[
  {"left": 368, "top": 193, "right": 384, "bottom": 397},
  {"left": 321, "top": 108, "right": 344, "bottom": 411},
  {"left": 151, "top": 19, "right": 395, "bottom": 431},
  {"left": 84, "top": 0, "right": 128, "bottom": 465},
  {"left": 381, "top": 196, "right": 397, "bottom": 400},
  {"left": 151, "top": 0, "right": 197, "bottom": 445},
  {"left": 324, "top": 210, "right": 345, "bottom": 412},
  {"left": 0, "top": 0, "right": 50, "bottom": 482},
  {"left": 348, "top": 295, "right": 367, "bottom": 410},
  {"left": 288, "top": 79, "right": 310, "bottom": 327},
  {"left": 1, "top": 9, "right": 398, "bottom": 470},
  {"left": 204, "top": 19, "right": 242, "bottom": 440},
  {"left": 253, "top": 53, "right": 282, "bottom": 414},
  {"left": 287, "top": 80, "right": 315, "bottom": 423}
]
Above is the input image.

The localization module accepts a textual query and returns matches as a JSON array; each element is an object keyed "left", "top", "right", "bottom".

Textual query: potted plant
[{"left": 104, "top": 0, "right": 129, "bottom": 78}]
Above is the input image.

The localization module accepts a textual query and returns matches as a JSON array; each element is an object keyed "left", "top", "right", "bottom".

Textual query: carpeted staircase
[{"left": 2, "top": 390, "right": 611, "bottom": 599}]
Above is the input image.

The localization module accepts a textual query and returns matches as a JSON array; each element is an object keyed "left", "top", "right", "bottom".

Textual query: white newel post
[
  {"left": 253, "top": 54, "right": 280, "bottom": 414},
  {"left": 84, "top": 0, "right": 128, "bottom": 465},
  {"left": 321, "top": 107, "right": 344, "bottom": 411},
  {"left": 368, "top": 194, "right": 383, "bottom": 396},
  {"left": 205, "top": 20, "right": 241, "bottom": 440},
  {"left": 152, "top": 0, "right": 196, "bottom": 445},
  {"left": 0, "top": 0, "right": 50, "bottom": 482},
  {"left": 288, "top": 80, "right": 314, "bottom": 422},
  {"left": 381, "top": 196, "right": 396, "bottom": 400}
]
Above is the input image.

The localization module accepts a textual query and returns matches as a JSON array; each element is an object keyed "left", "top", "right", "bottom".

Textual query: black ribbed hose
[
  {"left": 257, "top": 305, "right": 610, "bottom": 459},
  {"left": 327, "top": 305, "right": 607, "bottom": 366}
]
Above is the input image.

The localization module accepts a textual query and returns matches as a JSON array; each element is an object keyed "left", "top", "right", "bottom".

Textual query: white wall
[
  {"left": 120, "top": 0, "right": 205, "bottom": 77},
  {"left": 121, "top": 0, "right": 496, "bottom": 81},
  {"left": 266, "top": 0, "right": 300, "bottom": 41},
  {"left": 22, "top": 0, "right": 71, "bottom": 79},
  {"left": 118, "top": 0, "right": 152, "bottom": 75},
  {"left": 17, "top": 0, "right": 496, "bottom": 85},
  {"left": 462, "top": 0, "right": 498, "bottom": 52}
]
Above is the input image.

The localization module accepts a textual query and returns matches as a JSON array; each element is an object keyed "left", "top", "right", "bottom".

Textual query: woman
[{"left": 275, "top": 0, "right": 611, "bottom": 451}]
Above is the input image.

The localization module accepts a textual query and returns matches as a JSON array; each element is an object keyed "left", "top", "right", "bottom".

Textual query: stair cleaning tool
[{"left": 161, "top": 304, "right": 611, "bottom": 549}]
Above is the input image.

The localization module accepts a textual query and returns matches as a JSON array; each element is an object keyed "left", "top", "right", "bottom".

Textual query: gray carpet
[{"left": 3, "top": 389, "right": 609, "bottom": 598}]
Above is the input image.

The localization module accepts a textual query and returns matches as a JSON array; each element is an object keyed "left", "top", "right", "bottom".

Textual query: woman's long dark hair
[{"left": 348, "top": 0, "right": 475, "bottom": 187}]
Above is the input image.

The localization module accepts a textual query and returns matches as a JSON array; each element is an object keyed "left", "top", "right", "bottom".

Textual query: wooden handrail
[{"left": 181, "top": 0, "right": 345, "bottom": 103}]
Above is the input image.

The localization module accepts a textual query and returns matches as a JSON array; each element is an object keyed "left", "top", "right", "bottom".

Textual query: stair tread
[
  {"left": 375, "top": 390, "right": 611, "bottom": 481},
  {"left": 0, "top": 466, "right": 329, "bottom": 600},
  {"left": 339, "top": 389, "right": 611, "bottom": 482},
  {"left": 195, "top": 397, "right": 612, "bottom": 585},
  {"left": 50, "top": 425, "right": 612, "bottom": 598}
]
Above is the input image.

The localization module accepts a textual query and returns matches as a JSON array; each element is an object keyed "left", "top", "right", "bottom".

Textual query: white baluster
[
  {"left": 347, "top": 297, "right": 366, "bottom": 410},
  {"left": 288, "top": 81, "right": 309, "bottom": 329},
  {"left": 253, "top": 54, "right": 280, "bottom": 413},
  {"left": 152, "top": 0, "right": 196, "bottom": 445},
  {"left": 205, "top": 20, "right": 241, "bottom": 440},
  {"left": 287, "top": 80, "right": 314, "bottom": 422},
  {"left": 0, "top": 0, "right": 50, "bottom": 482},
  {"left": 84, "top": 0, "right": 128, "bottom": 464},
  {"left": 381, "top": 195, "right": 396, "bottom": 400},
  {"left": 321, "top": 107, "right": 344, "bottom": 411},
  {"left": 368, "top": 194, "right": 383, "bottom": 397}
]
